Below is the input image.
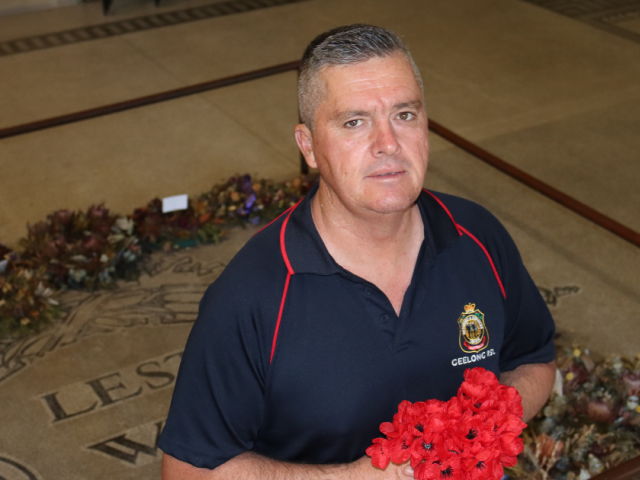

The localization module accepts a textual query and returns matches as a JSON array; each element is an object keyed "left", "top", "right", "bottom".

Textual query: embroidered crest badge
[{"left": 458, "top": 303, "right": 489, "bottom": 353}]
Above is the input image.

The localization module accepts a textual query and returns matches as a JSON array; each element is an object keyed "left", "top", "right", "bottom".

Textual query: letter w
[{"left": 88, "top": 421, "right": 162, "bottom": 465}]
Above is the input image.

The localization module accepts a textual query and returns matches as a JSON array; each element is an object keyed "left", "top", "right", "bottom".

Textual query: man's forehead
[
  {"left": 320, "top": 54, "right": 416, "bottom": 84},
  {"left": 319, "top": 66, "right": 422, "bottom": 115},
  {"left": 318, "top": 55, "right": 422, "bottom": 102}
]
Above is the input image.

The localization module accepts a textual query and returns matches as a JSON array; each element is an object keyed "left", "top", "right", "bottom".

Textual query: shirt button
[
  {"left": 380, "top": 314, "right": 389, "bottom": 322},
  {"left": 365, "top": 287, "right": 372, "bottom": 295}
]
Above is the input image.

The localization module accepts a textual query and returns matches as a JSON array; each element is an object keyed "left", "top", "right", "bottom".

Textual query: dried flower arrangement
[
  {"left": 508, "top": 346, "right": 640, "bottom": 480},
  {"left": 0, "top": 174, "right": 315, "bottom": 339}
]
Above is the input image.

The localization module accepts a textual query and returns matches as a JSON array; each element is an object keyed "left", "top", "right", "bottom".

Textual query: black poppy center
[{"left": 440, "top": 466, "right": 454, "bottom": 478}]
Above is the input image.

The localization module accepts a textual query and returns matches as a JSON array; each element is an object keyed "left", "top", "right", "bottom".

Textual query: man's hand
[
  {"left": 500, "top": 360, "right": 556, "bottom": 422},
  {"left": 350, "top": 456, "right": 414, "bottom": 479},
  {"left": 162, "top": 451, "right": 414, "bottom": 480}
]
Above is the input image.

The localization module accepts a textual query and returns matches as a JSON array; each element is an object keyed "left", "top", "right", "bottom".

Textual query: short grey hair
[{"left": 298, "top": 24, "right": 423, "bottom": 130}]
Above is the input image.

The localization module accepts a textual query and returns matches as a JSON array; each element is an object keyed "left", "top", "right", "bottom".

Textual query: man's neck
[
  {"left": 311, "top": 184, "right": 421, "bottom": 252},
  {"left": 310, "top": 183, "right": 424, "bottom": 315}
]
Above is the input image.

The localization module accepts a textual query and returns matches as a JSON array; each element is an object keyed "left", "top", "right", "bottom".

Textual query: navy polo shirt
[{"left": 159, "top": 184, "right": 555, "bottom": 469}]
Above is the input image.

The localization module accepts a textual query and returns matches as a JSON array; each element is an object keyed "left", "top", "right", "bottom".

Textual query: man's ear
[{"left": 294, "top": 124, "right": 317, "bottom": 169}]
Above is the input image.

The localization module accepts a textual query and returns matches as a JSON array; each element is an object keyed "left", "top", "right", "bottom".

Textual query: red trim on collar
[
  {"left": 422, "top": 189, "right": 463, "bottom": 236},
  {"left": 457, "top": 225, "right": 506, "bottom": 299},
  {"left": 270, "top": 271, "right": 292, "bottom": 364},
  {"left": 269, "top": 199, "right": 302, "bottom": 364},
  {"left": 256, "top": 203, "right": 296, "bottom": 235},
  {"left": 279, "top": 200, "right": 302, "bottom": 275},
  {"left": 422, "top": 189, "right": 506, "bottom": 299}
]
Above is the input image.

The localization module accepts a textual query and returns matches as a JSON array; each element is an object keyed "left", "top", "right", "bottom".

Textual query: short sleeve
[
  {"left": 158, "top": 251, "right": 283, "bottom": 469},
  {"left": 499, "top": 248, "right": 556, "bottom": 371},
  {"left": 479, "top": 216, "right": 555, "bottom": 372}
]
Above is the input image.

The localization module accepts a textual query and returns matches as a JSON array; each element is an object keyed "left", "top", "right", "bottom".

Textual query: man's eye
[
  {"left": 398, "top": 112, "right": 415, "bottom": 121},
  {"left": 345, "top": 119, "right": 362, "bottom": 128}
]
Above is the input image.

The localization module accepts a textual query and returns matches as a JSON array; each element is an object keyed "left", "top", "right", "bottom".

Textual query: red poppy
[
  {"left": 462, "top": 449, "right": 503, "bottom": 480},
  {"left": 486, "top": 410, "right": 526, "bottom": 438},
  {"left": 496, "top": 385, "right": 524, "bottom": 418},
  {"left": 410, "top": 431, "right": 442, "bottom": 468},
  {"left": 391, "top": 400, "right": 420, "bottom": 435},
  {"left": 424, "top": 399, "right": 448, "bottom": 415},
  {"left": 414, "top": 454, "right": 461, "bottom": 480},
  {"left": 501, "top": 432, "right": 523, "bottom": 454},
  {"left": 458, "top": 368, "right": 500, "bottom": 401},
  {"left": 425, "top": 411, "right": 454, "bottom": 434},
  {"left": 366, "top": 438, "right": 390, "bottom": 469},
  {"left": 500, "top": 452, "right": 519, "bottom": 468},
  {"left": 385, "top": 430, "right": 415, "bottom": 464},
  {"left": 455, "top": 411, "right": 492, "bottom": 448},
  {"left": 464, "top": 367, "right": 501, "bottom": 387},
  {"left": 444, "top": 397, "right": 464, "bottom": 421},
  {"left": 379, "top": 421, "right": 396, "bottom": 436}
]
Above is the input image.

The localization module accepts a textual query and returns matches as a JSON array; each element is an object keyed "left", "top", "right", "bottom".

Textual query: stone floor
[
  {"left": 0, "top": 229, "right": 256, "bottom": 479},
  {"left": 0, "top": 0, "right": 639, "bottom": 477}
]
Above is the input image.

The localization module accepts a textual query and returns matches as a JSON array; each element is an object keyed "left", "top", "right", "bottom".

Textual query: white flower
[
  {"left": 35, "top": 281, "right": 53, "bottom": 298},
  {"left": 612, "top": 357, "right": 623, "bottom": 372},
  {"left": 115, "top": 217, "right": 134, "bottom": 235},
  {"left": 108, "top": 234, "right": 125, "bottom": 244},
  {"left": 69, "top": 268, "right": 87, "bottom": 283}
]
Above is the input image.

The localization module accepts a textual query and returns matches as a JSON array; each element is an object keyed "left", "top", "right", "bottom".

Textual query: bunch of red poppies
[{"left": 366, "top": 368, "right": 526, "bottom": 480}]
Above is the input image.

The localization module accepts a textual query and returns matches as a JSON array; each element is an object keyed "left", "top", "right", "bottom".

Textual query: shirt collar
[{"left": 284, "top": 182, "right": 461, "bottom": 275}]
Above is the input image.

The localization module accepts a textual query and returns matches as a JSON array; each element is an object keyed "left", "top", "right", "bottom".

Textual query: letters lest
[{"left": 40, "top": 351, "right": 182, "bottom": 423}]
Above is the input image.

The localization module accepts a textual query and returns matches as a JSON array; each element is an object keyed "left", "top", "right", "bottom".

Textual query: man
[{"left": 160, "top": 25, "right": 556, "bottom": 479}]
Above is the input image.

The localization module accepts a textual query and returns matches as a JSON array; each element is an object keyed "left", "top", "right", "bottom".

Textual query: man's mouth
[{"left": 371, "top": 171, "right": 404, "bottom": 178}]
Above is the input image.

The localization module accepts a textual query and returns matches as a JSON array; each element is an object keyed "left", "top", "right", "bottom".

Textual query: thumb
[{"left": 403, "top": 465, "right": 414, "bottom": 477}]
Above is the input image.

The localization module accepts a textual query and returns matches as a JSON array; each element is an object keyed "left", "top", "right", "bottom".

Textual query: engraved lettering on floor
[
  {"left": 0, "top": 455, "right": 42, "bottom": 480},
  {"left": 538, "top": 285, "right": 581, "bottom": 307},
  {"left": 87, "top": 419, "right": 166, "bottom": 467},
  {"left": 39, "top": 351, "right": 182, "bottom": 423}
]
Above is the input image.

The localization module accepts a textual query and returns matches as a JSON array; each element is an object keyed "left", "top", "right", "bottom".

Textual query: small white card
[{"left": 162, "top": 194, "right": 188, "bottom": 213}]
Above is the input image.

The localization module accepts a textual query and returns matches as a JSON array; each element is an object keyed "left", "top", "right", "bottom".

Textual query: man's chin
[{"left": 361, "top": 193, "right": 419, "bottom": 215}]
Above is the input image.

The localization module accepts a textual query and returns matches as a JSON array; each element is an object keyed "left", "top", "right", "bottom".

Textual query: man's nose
[{"left": 371, "top": 120, "right": 400, "bottom": 157}]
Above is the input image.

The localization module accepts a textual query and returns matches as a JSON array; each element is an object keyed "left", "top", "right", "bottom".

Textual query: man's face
[{"left": 297, "top": 53, "right": 429, "bottom": 216}]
